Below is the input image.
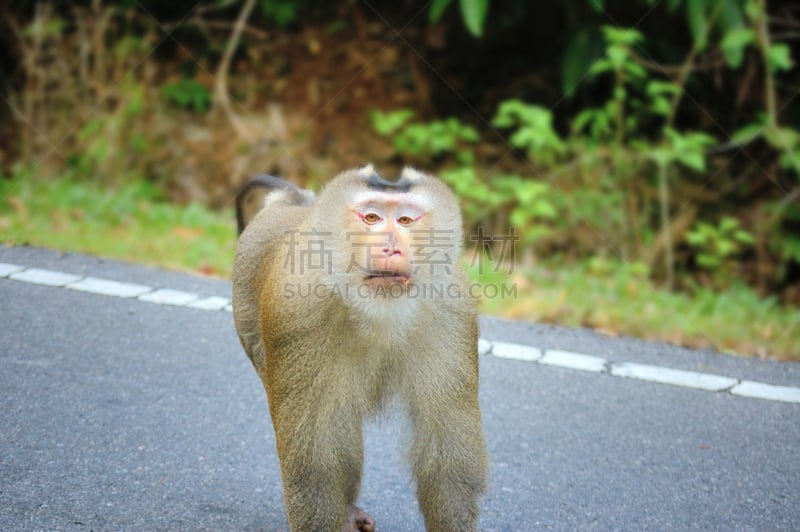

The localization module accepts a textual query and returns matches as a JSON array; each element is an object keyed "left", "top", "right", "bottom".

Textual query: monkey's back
[{"left": 232, "top": 201, "right": 311, "bottom": 374}]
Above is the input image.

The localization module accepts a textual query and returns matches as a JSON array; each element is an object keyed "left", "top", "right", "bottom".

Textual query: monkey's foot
[{"left": 343, "top": 504, "right": 376, "bottom": 532}]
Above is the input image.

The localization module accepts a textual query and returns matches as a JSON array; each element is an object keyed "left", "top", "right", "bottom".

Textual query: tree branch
[{"left": 213, "top": 0, "right": 257, "bottom": 137}]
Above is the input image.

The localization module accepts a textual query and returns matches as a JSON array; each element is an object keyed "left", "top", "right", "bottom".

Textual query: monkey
[{"left": 232, "top": 165, "right": 488, "bottom": 531}]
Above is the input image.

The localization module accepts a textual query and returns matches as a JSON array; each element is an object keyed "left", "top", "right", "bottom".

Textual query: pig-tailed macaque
[{"left": 232, "top": 166, "right": 487, "bottom": 531}]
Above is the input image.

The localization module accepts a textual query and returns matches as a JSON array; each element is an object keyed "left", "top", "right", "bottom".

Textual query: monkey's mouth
[{"left": 364, "top": 271, "right": 411, "bottom": 284}]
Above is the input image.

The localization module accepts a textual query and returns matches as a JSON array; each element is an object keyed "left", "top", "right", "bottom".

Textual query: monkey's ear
[
  {"left": 400, "top": 167, "right": 427, "bottom": 184},
  {"left": 357, "top": 164, "right": 376, "bottom": 177}
]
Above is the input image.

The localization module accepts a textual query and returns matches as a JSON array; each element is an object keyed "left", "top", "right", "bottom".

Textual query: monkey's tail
[{"left": 235, "top": 174, "right": 305, "bottom": 235}]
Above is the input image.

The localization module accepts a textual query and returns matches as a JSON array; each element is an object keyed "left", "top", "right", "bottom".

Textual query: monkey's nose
[{"left": 382, "top": 239, "right": 401, "bottom": 256}]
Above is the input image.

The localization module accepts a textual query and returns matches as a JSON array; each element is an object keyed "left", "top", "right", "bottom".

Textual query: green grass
[
  {"left": 0, "top": 172, "right": 236, "bottom": 277},
  {"left": 2, "top": 172, "right": 797, "bottom": 360},
  {"left": 470, "top": 260, "right": 799, "bottom": 360}
]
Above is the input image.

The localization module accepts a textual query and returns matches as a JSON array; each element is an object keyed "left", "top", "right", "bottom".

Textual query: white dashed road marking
[
  {"left": 491, "top": 342, "right": 542, "bottom": 362},
  {"left": 610, "top": 362, "right": 738, "bottom": 392},
  {"left": 539, "top": 349, "right": 607, "bottom": 373},
  {"left": 67, "top": 277, "right": 153, "bottom": 298},
  {"left": 2, "top": 262, "right": 799, "bottom": 404},
  {"left": 10, "top": 268, "right": 82, "bottom": 286},
  {"left": 0, "top": 262, "right": 24, "bottom": 277},
  {"left": 138, "top": 288, "right": 200, "bottom": 306},
  {"left": 730, "top": 381, "right": 800, "bottom": 403}
]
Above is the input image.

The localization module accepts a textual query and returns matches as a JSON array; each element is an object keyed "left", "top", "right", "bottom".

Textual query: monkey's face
[
  {"left": 348, "top": 192, "right": 426, "bottom": 290},
  {"left": 311, "top": 167, "right": 464, "bottom": 303}
]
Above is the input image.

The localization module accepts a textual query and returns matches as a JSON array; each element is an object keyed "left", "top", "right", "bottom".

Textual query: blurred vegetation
[
  {"left": 1, "top": 168, "right": 235, "bottom": 276},
  {"left": 0, "top": 0, "right": 798, "bottom": 358}
]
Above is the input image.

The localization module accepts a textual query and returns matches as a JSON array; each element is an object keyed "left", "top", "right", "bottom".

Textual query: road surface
[{"left": 1, "top": 244, "right": 798, "bottom": 531}]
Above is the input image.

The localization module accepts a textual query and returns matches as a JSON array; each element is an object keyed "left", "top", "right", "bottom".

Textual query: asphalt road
[{"left": 1, "top": 245, "right": 798, "bottom": 531}]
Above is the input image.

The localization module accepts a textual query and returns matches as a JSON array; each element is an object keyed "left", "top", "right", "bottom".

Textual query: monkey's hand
[{"left": 343, "top": 504, "right": 376, "bottom": 532}]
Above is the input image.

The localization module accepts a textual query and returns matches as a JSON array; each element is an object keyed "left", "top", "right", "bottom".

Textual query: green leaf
[
  {"left": 588, "top": 0, "right": 604, "bottom": 13},
  {"left": 587, "top": 58, "right": 612, "bottom": 78},
  {"left": 697, "top": 253, "right": 721, "bottom": 269},
  {"left": 515, "top": 182, "right": 548, "bottom": 203},
  {"left": 687, "top": 0, "right": 709, "bottom": 51},
  {"left": 646, "top": 80, "right": 681, "bottom": 97},
  {"left": 720, "top": 27, "right": 754, "bottom": 68},
  {"left": 624, "top": 60, "right": 648, "bottom": 79},
  {"left": 765, "top": 126, "right": 800, "bottom": 152},
  {"left": 456, "top": 150, "right": 475, "bottom": 165},
  {"left": 734, "top": 229, "right": 756, "bottom": 245},
  {"left": 720, "top": 0, "right": 745, "bottom": 33},
  {"left": 601, "top": 26, "right": 643, "bottom": 46},
  {"left": 258, "top": 0, "right": 300, "bottom": 27},
  {"left": 460, "top": 0, "right": 489, "bottom": 37},
  {"left": 562, "top": 30, "right": 603, "bottom": 99},
  {"left": 716, "top": 238, "right": 736, "bottom": 257},
  {"left": 677, "top": 151, "right": 706, "bottom": 172},
  {"left": 779, "top": 150, "right": 800, "bottom": 172},
  {"left": 459, "top": 125, "right": 480, "bottom": 143},
  {"left": 429, "top": 0, "right": 453, "bottom": 22},
  {"left": 719, "top": 216, "right": 739, "bottom": 232},
  {"left": 731, "top": 122, "right": 764, "bottom": 145},
  {"left": 509, "top": 207, "right": 530, "bottom": 229},
  {"left": 650, "top": 97, "right": 672, "bottom": 116},
  {"left": 686, "top": 229, "right": 707, "bottom": 246},
  {"left": 370, "top": 109, "right": 414, "bottom": 136},
  {"left": 532, "top": 200, "right": 558, "bottom": 219},
  {"left": 666, "top": 0, "right": 683, "bottom": 13},
  {"left": 607, "top": 44, "right": 628, "bottom": 70},
  {"left": 648, "top": 147, "right": 672, "bottom": 167},
  {"left": 766, "top": 43, "right": 794, "bottom": 73}
]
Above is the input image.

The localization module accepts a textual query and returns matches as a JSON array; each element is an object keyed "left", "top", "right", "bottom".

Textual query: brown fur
[{"left": 232, "top": 167, "right": 488, "bottom": 531}]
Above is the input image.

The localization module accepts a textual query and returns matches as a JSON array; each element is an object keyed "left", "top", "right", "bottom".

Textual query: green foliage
[
  {"left": 160, "top": 79, "right": 212, "bottom": 113},
  {"left": 372, "top": 104, "right": 559, "bottom": 250},
  {"left": 496, "top": 175, "right": 557, "bottom": 245},
  {"left": 720, "top": 27, "right": 754, "bottom": 68},
  {"left": 370, "top": 110, "right": 479, "bottom": 164},
  {"left": 646, "top": 128, "right": 716, "bottom": 171},
  {"left": 258, "top": 0, "right": 301, "bottom": 27},
  {"left": 460, "top": 0, "right": 490, "bottom": 37},
  {"left": 645, "top": 81, "right": 681, "bottom": 116},
  {"left": 428, "top": 0, "right": 489, "bottom": 37},
  {"left": 369, "top": 109, "right": 415, "bottom": 136},
  {"left": 778, "top": 234, "right": 800, "bottom": 264},
  {"left": 68, "top": 79, "right": 151, "bottom": 182},
  {"left": 438, "top": 167, "right": 494, "bottom": 222},
  {"left": 765, "top": 42, "right": 794, "bottom": 73},
  {"left": 561, "top": 29, "right": 604, "bottom": 98},
  {"left": 573, "top": 26, "right": 651, "bottom": 143},
  {"left": 590, "top": 27, "right": 646, "bottom": 78},
  {"left": 492, "top": 101, "right": 565, "bottom": 165},
  {"left": 686, "top": 217, "right": 755, "bottom": 273}
]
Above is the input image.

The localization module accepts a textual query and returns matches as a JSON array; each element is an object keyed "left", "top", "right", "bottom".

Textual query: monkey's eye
[
  {"left": 362, "top": 212, "right": 382, "bottom": 225},
  {"left": 397, "top": 215, "right": 415, "bottom": 226}
]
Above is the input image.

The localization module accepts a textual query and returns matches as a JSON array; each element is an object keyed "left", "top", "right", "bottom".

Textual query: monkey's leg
[
  {"left": 341, "top": 428, "right": 375, "bottom": 532},
  {"left": 272, "top": 397, "right": 372, "bottom": 531},
  {"left": 409, "top": 393, "right": 488, "bottom": 532}
]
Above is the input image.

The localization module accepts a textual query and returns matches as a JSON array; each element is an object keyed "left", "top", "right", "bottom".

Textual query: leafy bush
[{"left": 161, "top": 79, "right": 212, "bottom": 113}]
